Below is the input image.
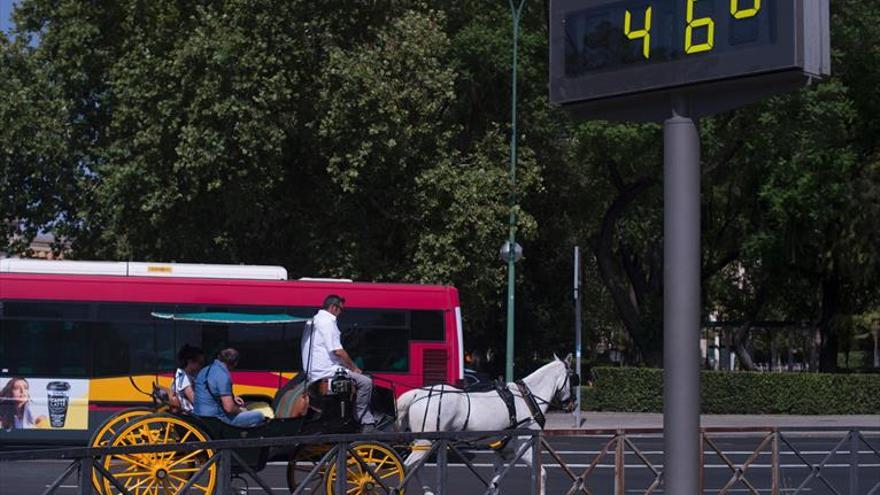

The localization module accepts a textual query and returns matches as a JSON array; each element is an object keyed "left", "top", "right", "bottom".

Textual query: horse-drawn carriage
[
  {"left": 86, "top": 311, "right": 582, "bottom": 495},
  {"left": 87, "top": 312, "right": 405, "bottom": 495}
]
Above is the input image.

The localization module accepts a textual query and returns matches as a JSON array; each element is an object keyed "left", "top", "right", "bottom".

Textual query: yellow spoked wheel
[
  {"left": 90, "top": 408, "right": 152, "bottom": 494},
  {"left": 324, "top": 442, "right": 405, "bottom": 495},
  {"left": 101, "top": 414, "right": 217, "bottom": 495}
]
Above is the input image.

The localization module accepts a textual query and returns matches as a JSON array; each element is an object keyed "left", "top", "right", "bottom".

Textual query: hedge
[{"left": 581, "top": 366, "right": 880, "bottom": 414}]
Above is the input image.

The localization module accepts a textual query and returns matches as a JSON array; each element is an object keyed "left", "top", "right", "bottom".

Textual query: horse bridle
[
  {"left": 555, "top": 368, "right": 581, "bottom": 411},
  {"left": 531, "top": 367, "right": 581, "bottom": 412}
]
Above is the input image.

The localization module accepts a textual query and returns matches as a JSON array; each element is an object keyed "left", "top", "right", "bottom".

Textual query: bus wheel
[
  {"left": 101, "top": 414, "right": 217, "bottom": 495},
  {"left": 89, "top": 407, "right": 152, "bottom": 495},
  {"left": 324, "top": 442, "right": 405, "bottom": 495}
]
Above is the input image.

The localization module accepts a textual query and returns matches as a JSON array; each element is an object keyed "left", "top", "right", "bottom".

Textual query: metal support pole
[
  {"left": 663, "top": 99, "right": 701, "bottom": 495},
  {"left": 614, "top": 433, "right": 625, "bottom": 495},
  {"left": 530, "top": 434, "right": 543, "bottom": 495},
  {"left": 849, "top": 430, "right": 859, "bottom": 495},
  {"left": 436, "top": 439, "right": 448, "bottom": 495},
  {"left": 699, "top": 431, "right": 705, "bottom": 493},
  {"left": 336, "top": 442, "right": 348, "bottom": 495},
  {"left": 772, "top": 430, "right": 780, "bottom": 495},
  {"left": 216, "top": 450, "right": 231, "bottom": 495},
  {"left": 505, "top": 0, "right": 526, "bottom": 383},
  {"left": 78, "top": 457, "right": 92, "bottom": 495},
  {"left": 574, "top": 245, "right": 583, "bottom": 427}
]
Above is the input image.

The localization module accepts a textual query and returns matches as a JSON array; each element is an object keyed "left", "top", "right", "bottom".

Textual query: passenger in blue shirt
[{"left": 193, "top": 348, "right": 265, "bottom": 427}]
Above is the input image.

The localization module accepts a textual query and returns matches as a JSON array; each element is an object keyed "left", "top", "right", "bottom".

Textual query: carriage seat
[{"left": 272, "top": 375, "right": 309, "bottom": 419}]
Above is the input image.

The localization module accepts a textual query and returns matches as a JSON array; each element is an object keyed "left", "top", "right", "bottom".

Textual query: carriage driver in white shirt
[{"left": 301, "top": 295, "right": 377, "bottom": 433}]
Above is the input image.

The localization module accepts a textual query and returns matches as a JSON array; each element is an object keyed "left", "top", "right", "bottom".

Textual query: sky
[{"left": 0, "top": 0, "right": 14, "bottom": 34}]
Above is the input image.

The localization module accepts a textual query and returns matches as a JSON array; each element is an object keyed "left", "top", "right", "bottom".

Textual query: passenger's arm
[
  {"left": 213, "top": 373, "right": 241, "bottom": 414},
  {"left": 220, "top": 395, "right": 240, "bottom": 415},
  {"left": 332, "top": 349, "right": 362, "bottom": 374},
  {"left": 182, "top": 385, "right": 195, "bottom": 404}
]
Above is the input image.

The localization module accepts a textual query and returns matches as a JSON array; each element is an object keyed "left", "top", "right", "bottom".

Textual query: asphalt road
[{"left": 2, "top": 435, "right": 879, "bottom": 494}]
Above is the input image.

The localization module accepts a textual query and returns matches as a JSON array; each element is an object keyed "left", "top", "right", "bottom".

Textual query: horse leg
[
  {"left": 404, "top": 439, "right": 435, "bottom": 495},
  {"left": 519, "top": 441, "right": 546, "bottom": 495},
  {"left": 488, "top": 450, "right": 505, "bottom": 495}
]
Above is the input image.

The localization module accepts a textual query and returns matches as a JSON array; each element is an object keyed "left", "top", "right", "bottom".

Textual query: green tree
[
  {"left": 4, "top": 0, "right": 544, "bottom": 349},
  {"left": 0, "top": 33, "right": 71, "bottom": 255}
]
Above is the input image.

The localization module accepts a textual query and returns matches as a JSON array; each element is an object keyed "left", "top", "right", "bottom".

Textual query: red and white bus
[{"left": 0, "top": 259, "right": 463, "bottom": 445}]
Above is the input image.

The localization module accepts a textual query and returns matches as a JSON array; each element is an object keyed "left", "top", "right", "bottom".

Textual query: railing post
[
  {"left": 699, "top": 430, "right": 705, "bottom": 494},
  {"left": 336, "top": 441, "right": 348, "bottom": 495},
  {"left": 849, "top": 430, "right": 859, "bottom": 495},
  {"left": 79, "top": 457, "right": 92, "bottom": 495},
  {"left": 436, "top": 438, "right": 448, "bottom": 495},
  {"left": 615, "top": 430, "right": 625, "bottom": 495},
  {"left": 531, "top": 434, "right": 542, "bottom": 495},
  {"left": 771, "top": 430, "right": 780, "bottom": 495},
  {"left": 216, "top": 449, "right": 232, "bottom": 495}
]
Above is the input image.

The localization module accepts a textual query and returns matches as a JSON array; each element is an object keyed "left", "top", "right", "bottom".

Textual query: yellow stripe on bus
[{"left": 89, "top": 375, "right": 286, "bottom": 403}]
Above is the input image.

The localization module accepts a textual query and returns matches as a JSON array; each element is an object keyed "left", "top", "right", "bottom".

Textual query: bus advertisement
[{"left": 0, "top": 259, "right": 463, "bottom": 446}]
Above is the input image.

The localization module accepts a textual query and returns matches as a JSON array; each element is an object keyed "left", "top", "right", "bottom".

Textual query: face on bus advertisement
[{"left": 0, "top": 377, "right": 89, "bottom": 431}]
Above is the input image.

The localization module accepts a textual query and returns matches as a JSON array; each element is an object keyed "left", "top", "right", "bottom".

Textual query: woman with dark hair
[
  {"left": 172, "top": 345, "right": 205, "bottom": 412},
  {"left": 0, "top": 377, "right": 47, "bottom": 430}
]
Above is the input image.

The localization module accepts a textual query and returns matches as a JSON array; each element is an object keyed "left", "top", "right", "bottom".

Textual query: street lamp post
[{"left": 505, "top": 0, "right": 527, "bottom": 383}]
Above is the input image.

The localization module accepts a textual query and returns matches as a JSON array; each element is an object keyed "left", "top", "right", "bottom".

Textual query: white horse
[{"left": 396, "top": 354, "right": 578, "bottom": 495}]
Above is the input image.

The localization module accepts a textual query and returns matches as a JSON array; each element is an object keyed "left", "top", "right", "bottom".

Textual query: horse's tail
[{"left": 395, "top": 389, "right": 419, "bottom": 431}]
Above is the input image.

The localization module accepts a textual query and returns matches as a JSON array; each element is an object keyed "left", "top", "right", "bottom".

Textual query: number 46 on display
[{"left": 624, "top": 0, "right": 761, "bottom": 58}]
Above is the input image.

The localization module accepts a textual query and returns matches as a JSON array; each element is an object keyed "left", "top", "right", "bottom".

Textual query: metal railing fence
[
  {"left": 0, "top": 426, "right": 877, "bottom": 494},
  {"left": 540, "top": 426, "right": 880, "bottom": 495}
]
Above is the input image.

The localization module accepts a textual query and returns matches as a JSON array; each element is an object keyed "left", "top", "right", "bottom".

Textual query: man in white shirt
[{"left": 301, "top": 295, "right": 376, "bottom": 431}]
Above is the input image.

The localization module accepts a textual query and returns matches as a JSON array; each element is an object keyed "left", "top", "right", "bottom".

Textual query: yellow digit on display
[
  {"left": 624, "top": 6, "right": 653, "bottom": 59},
  {"left": 685, "top": 0, "right": 715, "bottom": 54},
  {"left": 731, "top": 0, "right": 761, "bottom": 19}
]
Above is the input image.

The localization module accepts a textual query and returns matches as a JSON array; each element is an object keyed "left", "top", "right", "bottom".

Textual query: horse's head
[{"left": 550, "top": 353, "right": 581, "bottom": 413}]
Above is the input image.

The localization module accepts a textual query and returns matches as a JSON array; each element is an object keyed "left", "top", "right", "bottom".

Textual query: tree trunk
[
  {"left": 591, "top": 175, "right": 660, "bottom": 366},
  {"left": 819, "top": 329, "right": 839, "bottom": 372},
  {"left": 732, "top": 321, "right": 758, "bottom": 371},
  {"left": 814, "top": 275, "right": 840, "bottom": 373},
  {"left": 810, "top": 326, "right": 821, "bottom": 371},
  {"left": 731, "top": 285, "right": 765, "bottom": 371},
  {"left": 874, "top": 327, "right": 879, "bottom": 369}
]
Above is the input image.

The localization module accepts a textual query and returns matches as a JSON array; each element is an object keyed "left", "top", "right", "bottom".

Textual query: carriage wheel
[
  {"left": 89, "top": 407, "right": 152, "bottom": 494},
  {"left": 100, "top": 413, "right": 217, "bottom": 495},
  {"left": 324, "top": 442, "right": 405, "bottom": 495}
]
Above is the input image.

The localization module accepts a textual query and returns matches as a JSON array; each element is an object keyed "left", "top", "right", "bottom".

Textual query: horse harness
[
  {"left": 495, "top": 380, "right": 546, "bottom": 430},
  {"left": 414, "top": 373, "right": 565, "bottom": 451},
  {"left": 485, "top": 380, "right": 545, "bottom": 451},
  {"left": 515, "top": 380, "right": 546, "bottom": 429}
]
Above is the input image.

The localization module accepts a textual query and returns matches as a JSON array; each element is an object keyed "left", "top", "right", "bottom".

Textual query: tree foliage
[{"left": 2, "top": 0, "right": 879, "bottom": 372}]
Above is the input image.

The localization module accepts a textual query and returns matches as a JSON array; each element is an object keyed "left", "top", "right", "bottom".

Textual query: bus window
[
  {"left": 3, "top": 301, "right": 91, "bottom": 320},
  {"left": 174, "top": 323, "right": 204, "bottom": 366},
  {"left": 343, "top": 327, "right": 409, "bottom": 372},
  {"left": 410, "top": 310, "right": 445, "bottom": 341},
  {"left": 0, "top": 320, "right": 89, "bottom": 377},
  {"left": 198, "top": 323, "right": 302, "bottom": 372},
  {"left": 338, "top": 309, "right": 409, "bottom": 372},
  {"left": 90, "top": 322, "right": 157, "bottom": 377},
  {"left": 340, "top": 310, "right": 406, "bottom": 329}
]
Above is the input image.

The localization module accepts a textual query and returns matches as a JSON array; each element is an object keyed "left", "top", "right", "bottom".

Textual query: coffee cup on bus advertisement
[{"left": 46, "top": 381, "right": 71, "bottom": 428}]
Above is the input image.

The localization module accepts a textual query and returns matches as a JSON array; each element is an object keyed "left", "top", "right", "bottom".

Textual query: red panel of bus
[{"left": 0, "top": 262, "right": 463, "bottom": 445}]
